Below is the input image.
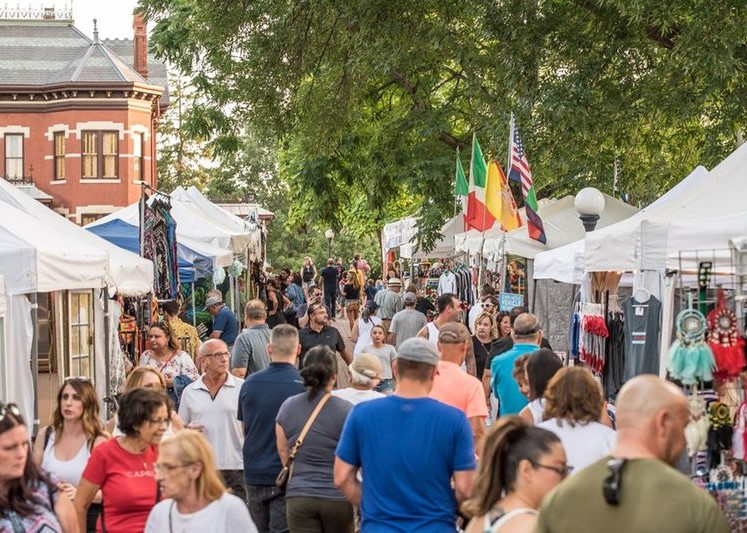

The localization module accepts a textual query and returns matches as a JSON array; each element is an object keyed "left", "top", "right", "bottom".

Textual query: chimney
[{"left": 133, "top": 12, "right": 148, "bottom": 79}]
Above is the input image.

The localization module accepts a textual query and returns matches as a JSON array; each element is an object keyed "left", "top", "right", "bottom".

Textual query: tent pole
[
  {"left": 103, "top": 289, "right": 111, "bottom": 417},
  {"left": 191, "top": 282, "right": 196, "bottom": 327},
  {"left": 30, "top": 292, "right": 39, "bottom": 437}
]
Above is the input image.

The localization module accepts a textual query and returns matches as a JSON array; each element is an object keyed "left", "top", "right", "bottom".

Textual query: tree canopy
[{"left": 140, "top": 0, "right": 747, "bottom": 251}]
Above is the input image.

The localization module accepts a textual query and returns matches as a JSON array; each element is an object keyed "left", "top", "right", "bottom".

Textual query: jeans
[
  {"left": 324, "top": 287, "right": 337, "bottom": 318},
  {"left": 286, "top": 496, "right": 354, "bottom": 533},
  {"left": 245, "top": 484, "right": 289, "bottom": 533},
  {"left": 220, "top": 470, "right": 247, "bottom": 503}
]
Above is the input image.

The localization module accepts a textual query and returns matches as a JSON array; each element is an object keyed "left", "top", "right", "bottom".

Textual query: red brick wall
[{"left": 0, "top": 104, "right": 156, "bottom": 222}]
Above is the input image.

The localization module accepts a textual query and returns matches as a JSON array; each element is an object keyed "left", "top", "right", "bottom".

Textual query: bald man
[
  {"left": 489, "top": 312, "right": 542, "bottom": 416},
  {"left": 535, "top": 375, "right": 729, "bottom": 533}
]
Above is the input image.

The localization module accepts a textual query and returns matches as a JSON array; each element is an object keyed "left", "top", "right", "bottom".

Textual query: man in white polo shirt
[{"left": 179, "top": 338, "right": 245, "bottom": 502}]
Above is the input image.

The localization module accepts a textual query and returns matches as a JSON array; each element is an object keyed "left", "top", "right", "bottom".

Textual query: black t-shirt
[
  {"left": 320, "top": 266, "right": 339, "bottom": 288},
  {"left": 415, "top": 297, "right": 435, "bottom": 317},
  {"left": 298, "top": 325, "right": 346, "bottom": 366},
  {"left": 302, "top": 266, "right": 315, "bottom": 282},
  {"left": 472, "top": 336, "right": 492, "bottom": 381},
  {"left": 343, "top": 284, "right": 359, "bottom": 300},
  {"left": 486, "top": 336, "right": 553, "bottom": 369}
]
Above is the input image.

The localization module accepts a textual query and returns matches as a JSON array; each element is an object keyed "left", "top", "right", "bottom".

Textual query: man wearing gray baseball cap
[{"left": 334, "top": 338, "right": 476, "bottom": 531}]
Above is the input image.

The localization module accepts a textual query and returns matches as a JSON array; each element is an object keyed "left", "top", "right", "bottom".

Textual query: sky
[{"left": 51, "top": 0, "right": 142, "bottom": 40}]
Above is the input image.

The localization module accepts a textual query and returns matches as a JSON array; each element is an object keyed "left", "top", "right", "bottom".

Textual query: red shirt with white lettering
[{"left": 82, "top": 438, "right": 159, "bottom": 533}]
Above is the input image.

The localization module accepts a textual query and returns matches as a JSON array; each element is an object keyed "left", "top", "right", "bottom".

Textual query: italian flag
[{"left": 465, "top": 134, "right": 495, "bottom": 232}]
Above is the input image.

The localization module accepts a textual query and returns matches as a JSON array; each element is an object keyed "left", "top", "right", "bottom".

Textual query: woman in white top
[
  {"left": 538, "top": 367, "right": 617, "bottom": 474},
  {"left": 350, "top": 301, "right": 382, "bottom": 356},
  {"left": 139, "top": 321, "right": 199, "bottom": 388},
  {"left": 146, "top": 430, "right": 257, "bottom": 532},
  {"left": 463, "top": 417, "right": 569, "bottom": 532},
  {"left": 519, "top": 349, "right": 563, "bottom": 425},
  {"left": 106, "top": 367, "right": 184, "bottom": 437},
  {"left": 362, "top": 325, "right": 397, "bottom": 393},
  {"left": 32, "top": 377, "right": 108, "bottom": 532}
]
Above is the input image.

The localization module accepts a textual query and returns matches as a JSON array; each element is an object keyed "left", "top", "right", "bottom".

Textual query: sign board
[{"left": 499, "top": 292, "right": 525, "bottom": 311}]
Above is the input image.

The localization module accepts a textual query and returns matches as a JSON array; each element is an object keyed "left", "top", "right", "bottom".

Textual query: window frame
[
  {"left": 80, "top": 130, "right": 119, "bottom": 179},
  {"left": 133, "top": 132, "right": 143, "bottom": 182},
  {"left": 53, "top": 132, "right": 66, "bottom": 180},
  {"left": 4, "top": 133, "right": 24, "bottom": 181}
]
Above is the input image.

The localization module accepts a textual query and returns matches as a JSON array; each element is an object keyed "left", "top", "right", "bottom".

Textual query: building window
[
  {"left": 4, "top": 134, "right": 23, "bottom": 181},
  {"left": 53, "top": 132, "right": 65, "bottom": 180},
  {"left": 133, "top": 132, "right": 143, "bottom": 181},
  {"left": 80, "top": 213, "right": 106, "bottom": 226},
  {"left": 81, "top": 130, "right": 119, "bottom": 179}
]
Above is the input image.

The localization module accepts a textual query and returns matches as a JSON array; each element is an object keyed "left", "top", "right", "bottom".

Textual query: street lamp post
[
  {"left": 574, "top": 187, "right": 605, "bottom": 232},
  {"left": 325, "top": 228, "right": 335, "bottom": 258}
]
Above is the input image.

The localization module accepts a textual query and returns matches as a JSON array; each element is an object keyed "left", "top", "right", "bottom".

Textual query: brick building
[{"left": 0, "top": 7, "right": 168, "bottom": 224}]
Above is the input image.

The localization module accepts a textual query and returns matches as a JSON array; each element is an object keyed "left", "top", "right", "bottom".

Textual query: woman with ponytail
[
  {"left": 463, "top": 417, "right": 568, "bottom": 532},
  {"left": 275, "top": 345, "right": 354, "bottom": 532}
]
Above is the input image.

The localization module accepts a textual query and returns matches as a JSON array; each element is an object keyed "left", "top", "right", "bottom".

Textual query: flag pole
[
  {"left": 454, "top": 147, "right": 460, "bottom": 220},
  {"left": 502, "top": 114, "right": 514, "bottom": 295}
]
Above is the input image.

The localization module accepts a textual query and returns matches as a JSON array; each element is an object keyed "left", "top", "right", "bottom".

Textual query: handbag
[{"left": 276, "top": 393, "right": 331, "bottom": 489}]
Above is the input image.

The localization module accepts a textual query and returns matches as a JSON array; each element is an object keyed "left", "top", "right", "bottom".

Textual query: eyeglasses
[
  {"left": 149, "top": 418, "right": 170, "bottom": 426},
  {"left": 202, "top": 351, "right": 230, "bottom": 358},
  {"left": 0, "top": 403, "right": 22, "bottom": 423},
  {"left": 602, "top": 458, "right": 627, "bottom": 505},
  {"left": 530, "top": 461, "right": 573, "bottom": 478},
  {"left": 154, "top": 462, "right": 195, "bottom": 474}
]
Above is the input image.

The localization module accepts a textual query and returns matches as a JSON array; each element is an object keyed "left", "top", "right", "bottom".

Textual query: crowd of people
[{"left": 0, "top": 255, "right": 732, "bottom": 532}]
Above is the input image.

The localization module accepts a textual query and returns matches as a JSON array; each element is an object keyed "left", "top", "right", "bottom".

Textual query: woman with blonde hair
[
  {"left": 472, "top": 311, "right": 497, "bottom": 381},
  {"left": 343, "top": 270, "right": 362, "bottom": 331},
  {"left": 301, "top": 256, "right": 318, "bottom": 299},
  {"left": 145, "top": 430, "right": 257, "bottom": 531},
  {"left": 537, "top": 367, "right": 616, "bottom": 474},
  {"left": 32, "top": 378, "right": 108, "bottom": 531},
  {"left": 463, "top": 417, "right": 568, "bottom": 532},
  {"left": 105, "top": 367, "right": 184, "bottom": 436}
]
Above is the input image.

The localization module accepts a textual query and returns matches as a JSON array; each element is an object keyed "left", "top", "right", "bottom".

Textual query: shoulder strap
[
  {"left": 487, "top": 508, "right": 539, "bottom": 531},
  {"left": 43, "top": 425, "right": 53, "bottom": 450},
  {"left": 158, "top": 351, "right": 178, "bottom": 373},
  {"left": 288, "top": 393, "right": 331, "bottom": 460}
]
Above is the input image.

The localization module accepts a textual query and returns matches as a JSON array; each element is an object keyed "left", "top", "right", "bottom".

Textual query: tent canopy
[
  {"left": 0, "top": 178, "right": 152, "bottom": 295},
  {"left": 88, "top": 199, "right": 250, "bottom": 254},
  {"left": 400, "top": 215, "right": 465, "bottom": 260},
  {"left": 455, "top": 193, "right": 637, "bottom": 260},
  {"left": 0, "top": 203, "right": 107, "bottom": 294},
  {"left": 85, "top": 219, "right": 200, "bottom": 283}
]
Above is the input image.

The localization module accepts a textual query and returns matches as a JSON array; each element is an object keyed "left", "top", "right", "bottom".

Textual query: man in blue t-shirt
[
  {"left": 237, "top": 324, "right": 304, "bottom": 533},
  {"left": 334, "top": 337, "right": 476, "bottom": 532},
  {"left": 491, "top": 312, "right": 542, "bottom": 416},
  {"left": 205, "top": 295, "right": 239, "bottom": 348}
]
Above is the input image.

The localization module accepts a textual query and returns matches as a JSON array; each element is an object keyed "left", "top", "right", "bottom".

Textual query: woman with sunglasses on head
[
  {"left": 105, "top": 367, "right": 185, "bottom": 437},
  {"left": 32, "top": 378, "right": 108, "bottom": 532},
  {"left": 462, "top": 416, "right": 568, "bottom": 533},
  {"left": 537, "top": 367, "right": 616, "bottom": 474},
  {"left": 472, "top": 311, "right": 498, "bottom": 382},
  {"left": 0, "top": 402, "right": 79, "bottom": 532},
  {"left": 139, "top": 321, "right": 199, "bottom": 404},
  {"left": 145, "top": 430, "right": 257, "bottom": 532},
  {"left": 75, "top": 388, "right": 170, "bottom": 533}
]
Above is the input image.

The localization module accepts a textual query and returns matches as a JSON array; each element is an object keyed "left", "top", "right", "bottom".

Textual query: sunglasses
[
  {"left": 0, "top": 403, "right": 22, "bottom": 423},
  {"left": 64, "top": 376, "right": 91, "bottom": 383},
  {"left": 603, "top": 458, "right": 627, "bottom": 505}
]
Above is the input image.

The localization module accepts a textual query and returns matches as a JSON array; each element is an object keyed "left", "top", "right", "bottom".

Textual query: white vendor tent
[
  {"left": 400, "top": 215, "right": 465, "bottom": 259},
  {"left": 88, "top": 198, "right": 250, "bottom": 254},
  {"left": 455, "top": 194, "right": 637, "bottom": 260},
  {"left": 0, "top": 177, "right": 153, "bottom": 296}
]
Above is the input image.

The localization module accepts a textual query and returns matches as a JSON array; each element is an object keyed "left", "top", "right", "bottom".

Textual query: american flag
[{"left": 509, "top": 115, "right": 547, "bottom": 244}]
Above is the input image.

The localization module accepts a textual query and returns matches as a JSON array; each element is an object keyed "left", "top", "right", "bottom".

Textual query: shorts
[
  {"left": 302, "top": 281, "right": 314, "bottom": 290},
  {"left": 375, "top": 378, "right": 395, "bottom": 393}
]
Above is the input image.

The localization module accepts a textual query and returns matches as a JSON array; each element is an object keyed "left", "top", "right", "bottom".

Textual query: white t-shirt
[
  {"left": 332, "top": 388, "right": 385, "bottom": 406},
  {"left": 353, "top": 316, "right": 382, "bottom": 356},
  {"left": 145, "top": 493, "right": 257, "bottom": 533},
  {"left": 538, "top": 418, "right": 616, "bottom": 474}
]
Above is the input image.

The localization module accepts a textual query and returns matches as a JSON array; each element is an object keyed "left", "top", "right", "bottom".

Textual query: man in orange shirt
[{"left": 430, "top": 323, "right": 488, "bottom": 454}]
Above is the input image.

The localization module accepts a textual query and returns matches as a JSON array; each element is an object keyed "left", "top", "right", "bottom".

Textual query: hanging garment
[
  {"left": 437, "top": 270, "right": 457, "bottom": 296},
  {"left": 622, "top": 295, "right": 662, "bottom": 381},
  {"left": 603, "top": 312, "right": 625, "bottom": 397}
]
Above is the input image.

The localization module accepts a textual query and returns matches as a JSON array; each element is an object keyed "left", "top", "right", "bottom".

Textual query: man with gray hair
[
  {"left": 334, "top": 337, "right": 476, "bottom": 531},
  {"left": 332, "top": 354, "right": 385, "bottom": 405},
  {"left": 232, "top": 299, "right": 272, "bottom": 378},
  {"left": 238, "top": 324, "right": 304, "bottom": 532},
  {"left": 388, "top": 290, "right": 427, "bottom": 348},
  {"left": 490, "top": 312, "right": 542, "bottom": 416}
]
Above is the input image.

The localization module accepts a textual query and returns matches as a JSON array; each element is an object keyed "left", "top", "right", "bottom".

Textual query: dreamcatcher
[
  {"left": 707, "top": 287, "right": 746, "bottom": 380},
  {"left": 667, "top": 308, "right": 716, "bottom": 384}
]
